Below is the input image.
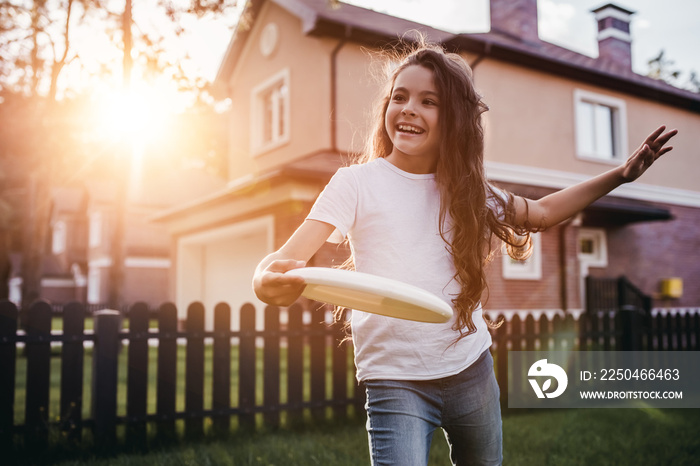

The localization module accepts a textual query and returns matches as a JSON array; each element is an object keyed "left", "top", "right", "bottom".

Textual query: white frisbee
[{"left": 285, "top": 267, "right": 453, "bottom": 323}]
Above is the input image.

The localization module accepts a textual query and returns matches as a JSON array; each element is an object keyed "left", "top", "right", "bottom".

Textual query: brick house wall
[{"left": 589, "top": 202, "right": 700, "bottom": 308}]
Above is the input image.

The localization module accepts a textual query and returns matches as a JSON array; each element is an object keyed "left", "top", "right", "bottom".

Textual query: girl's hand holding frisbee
[{"left": 253, "top": 259, "right": 307, "bottom": 306}]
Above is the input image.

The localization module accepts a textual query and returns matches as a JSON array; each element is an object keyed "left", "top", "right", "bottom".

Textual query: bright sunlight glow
[{"left": 92, "top": 79, "right": 183, "bottom": 149}]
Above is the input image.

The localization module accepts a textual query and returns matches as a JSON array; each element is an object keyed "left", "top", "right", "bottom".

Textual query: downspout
[
  {"left": 468, "top": 42, "right": 491, "bottom": 71},
  {"left": 330, "top": 26, "right": 352, "bottom": 153},
  {"left": 558, "top": 217, "right": 575, "bottom": 314}
]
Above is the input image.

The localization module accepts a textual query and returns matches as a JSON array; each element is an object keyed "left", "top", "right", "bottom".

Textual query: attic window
[
  {"left": 251, "top": 68, "right": 290, "bottom": 155},
  {"left": 574, "top": 89, "right": 628, "bottom": 163}
]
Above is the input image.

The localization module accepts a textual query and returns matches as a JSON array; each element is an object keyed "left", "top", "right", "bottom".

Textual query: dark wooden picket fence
[
  {"left": 489, "top": 277, "right": 700, "bottom": 408},
  {"left": 0, "top": 299, "right": 362, "bottom": 452},
  {"left": 2, "top": 278, "right": 699, "bottom": 452}
]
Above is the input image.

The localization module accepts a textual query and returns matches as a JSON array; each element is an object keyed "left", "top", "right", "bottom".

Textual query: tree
[
  {"left": 0, "top": 0, "right": 236, "bottom": 306},
  {"left": 647, "top": 49, "right": 700, "bottom": 94},
  {"left": 0, "top": 0, "right": 85, "bottom": 304}
]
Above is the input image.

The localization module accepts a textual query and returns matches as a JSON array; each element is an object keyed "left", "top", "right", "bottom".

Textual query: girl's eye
[
  {"left": 392, "top": 94, "right": 405, "bottom": 102},
  {"left": 424, "top": 99, "right": 438, "bottom": 106}
]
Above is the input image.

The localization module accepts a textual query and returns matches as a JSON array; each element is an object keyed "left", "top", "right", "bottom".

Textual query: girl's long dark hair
[{"left": 360, "top": 39, "right": 533, "bottom": 340}]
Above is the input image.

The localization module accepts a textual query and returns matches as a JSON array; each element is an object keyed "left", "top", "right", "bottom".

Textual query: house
[
  {"left": 8, "top": 165, "right": 226, "bottom": 310},
  {"left": 154, "top": 0, "right": 700, "bottom": 328},
  {"left": 83, "top": 167, "right": 227, "bottom": 309}
]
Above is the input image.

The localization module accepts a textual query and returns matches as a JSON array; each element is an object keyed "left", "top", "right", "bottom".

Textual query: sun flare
[{"left": 91, "top": 79, "right": 183, "bottom": 149}]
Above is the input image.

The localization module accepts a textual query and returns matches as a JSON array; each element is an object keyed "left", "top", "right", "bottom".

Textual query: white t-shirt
[{"left": 307, "top": 157, "right": 493, "bottom": 382}]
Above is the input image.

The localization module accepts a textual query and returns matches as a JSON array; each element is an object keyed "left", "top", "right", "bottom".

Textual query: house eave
[{"left": 151, "top": 165, "right": 332, "bottom": 233}]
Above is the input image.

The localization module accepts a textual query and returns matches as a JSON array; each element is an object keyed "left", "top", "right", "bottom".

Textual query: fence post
[
  {"left": 0, "top": 300, "right": 18, "bottom": 450},
  {"left": 24, "top": 300, "right": 52, "bottom": 451},
  {"left": 92, "top": 309, "right": 122, "bottom": 450},
  {"left": 185, "top": 302, "right": 205, "bottom": 439},
  {"left": 263, "top": 305, "right": 280, "bottom": 429},
  {"left": 332, "top": 309, "right": 348, "bottom": 419},
  {"left": 584, "top": 275, "right": 593, "bottom": 315},
  {"left": 286, "top": 304, "right": 304, "bottom": 426},
  {"left": 616, "top": 279, "right": 643, "bottom": 351},
  {"left": 212, "top": 302, "right": 231, "bottom": 436},
  {"left": 60, "top": 302, "right": 85, "bottom": 445},
  {"left": 156, "top": 303, "right": 178, "bottom": 441},
  {"left": 524, "top": 315, "right": 536, "bottom": 351},
  {"left": 239, "top": 303, "right": 257, "bottom": 430},
  {"left": 126, "top": 302, "right": 150, "bottom": 448},
  {"left": 310, "top": 304, "right": 327, "bottom": 421},
  {"left": 493, "top": 315, "right": 509, "bottom": 411}
]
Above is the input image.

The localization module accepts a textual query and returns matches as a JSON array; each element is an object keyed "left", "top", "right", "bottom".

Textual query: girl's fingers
[
  {"left": 651, "top": 128, "right": 678, "bottom": 151},
  {"left": 267, "top": 259, "right": 306, "bottom": 273},
  {"left": 644, "top": 125, "right": 666, "bottom": 146},
  {"left": 643, "top": 126, "right": 677, "bottom": 152},
  {"left": 657, "top": 146, "right": 673, "bottom": 157},
  {"left": 258, "top": 274, "right": 306, "bottom": 305},
  {"left": 261, "top": 271, "right": 305, "bottom": 287}
]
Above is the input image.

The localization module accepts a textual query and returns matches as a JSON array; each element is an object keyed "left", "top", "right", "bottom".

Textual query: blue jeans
[{"left": 364, "top": 350, "right": 502, "bottom": 466}]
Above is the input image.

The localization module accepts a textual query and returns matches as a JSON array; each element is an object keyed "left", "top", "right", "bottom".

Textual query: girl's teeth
[{"left": 398, "top": 125, "right": 423, "bottom": 134}]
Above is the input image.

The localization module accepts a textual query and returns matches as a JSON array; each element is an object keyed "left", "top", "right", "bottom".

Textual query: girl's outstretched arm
[
  {"left": 511, "top": 125, "right": 678, "bottom": 230},
  {"left": 253, "top": 219, "right": 336, "bottom": 306}
]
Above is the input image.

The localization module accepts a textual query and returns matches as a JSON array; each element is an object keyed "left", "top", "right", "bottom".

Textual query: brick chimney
[
  {"left": 592, "top": 3, "right": 635, "bottom": 69},
  {"left": 490, "top": 0, "right": 540, "bottom": 43}
]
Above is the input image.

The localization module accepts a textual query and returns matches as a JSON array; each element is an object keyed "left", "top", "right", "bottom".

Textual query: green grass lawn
[{"left": 37, "top": 408, "right": 700, "bottom": 466}]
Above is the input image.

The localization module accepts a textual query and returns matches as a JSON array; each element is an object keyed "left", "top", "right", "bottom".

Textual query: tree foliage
[
  {"left": 647, "top": 49, "right": 700, "bottom": 94},
  {"left": 0, "top": 0, "right": 236, "bottom": 303}
]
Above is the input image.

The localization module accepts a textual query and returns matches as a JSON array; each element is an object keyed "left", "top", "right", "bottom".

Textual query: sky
[{"left": 193, "top": 0, "right": 700, "bottom": 88}]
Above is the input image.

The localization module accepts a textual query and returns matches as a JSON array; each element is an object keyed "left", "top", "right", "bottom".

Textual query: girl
[{"left": 253, "top": 42, "right": 676, "bottom": 465}]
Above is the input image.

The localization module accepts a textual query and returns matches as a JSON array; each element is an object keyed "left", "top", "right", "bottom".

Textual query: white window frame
[
  {"left": 89, "top": 211, "right": 103, "bottom": 248},
  {"left": 52, "top": 221, "right": 67, "bottom": 254},
  {"left": 87, "top": 267, "right": 102, "bottom": 304},
  {"left": 578, "top": 228, "right": 608, "bottom": 268},
  {"left": 502, "top": 233, "right": 542, "bottom": 280},
  {"left": 9, "top": 277, "right": 22, "bottom": 306},
  {"left": 251, "top": 68, "right": 291, "bottom": 155},
  {"left": 573, "top": 89, "right": 628, "bottom": 164}
]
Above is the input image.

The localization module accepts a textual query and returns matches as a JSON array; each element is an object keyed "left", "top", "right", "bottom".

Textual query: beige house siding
[
  {"left": 226, "top": 2, "right": 334, "bottom": 179},
  {"left": 476, "top": 57, "right": 700, "bottom": 197},
  {"left": 335, "top": 44, "right": 385, "bottom": 155}
]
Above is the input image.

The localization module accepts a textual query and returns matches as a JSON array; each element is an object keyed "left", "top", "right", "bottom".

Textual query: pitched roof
[
  {"left": 214, "top": 0, "right": 700, "bottom": 112},
  {"left": 213, "top": 0, "right": 451, "bottom": 95},
  {"left": 445, "top": 31, "right": 700, "bottom": 112}
]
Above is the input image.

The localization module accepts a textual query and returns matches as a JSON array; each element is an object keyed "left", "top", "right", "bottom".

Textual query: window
[
  {"left": 52, "top": 221, "right": 66, "bottom": 254},
  {"left": 502, "top": 233, "right": 542, "bottom": 280},
  {"left": 577, "top": 228, "right": 607, "bottom": 268},
  {"left": 574, "top": 89, "right": 627, "bottom": 162},
  {"left": 87, "top": 268, "right": 101, "bottom": 304},
  {"left": 89, "top": 211, "right": 102, "bottom": 247},
  {"left": 251, "top": 68, "right": 290, "bottom": 154}
]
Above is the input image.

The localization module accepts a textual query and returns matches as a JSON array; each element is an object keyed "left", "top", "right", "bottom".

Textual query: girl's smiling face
[{"left": 385, "top": 65, "right": 441, "bottom": 174}]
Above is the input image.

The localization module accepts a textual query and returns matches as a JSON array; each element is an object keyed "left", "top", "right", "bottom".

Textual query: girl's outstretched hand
[
  {"left": 253, "top": 259, "right": 307, "bottom": 306},
  {"left": 621, "top": 125, "right": 678, "bottom": 182}
]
